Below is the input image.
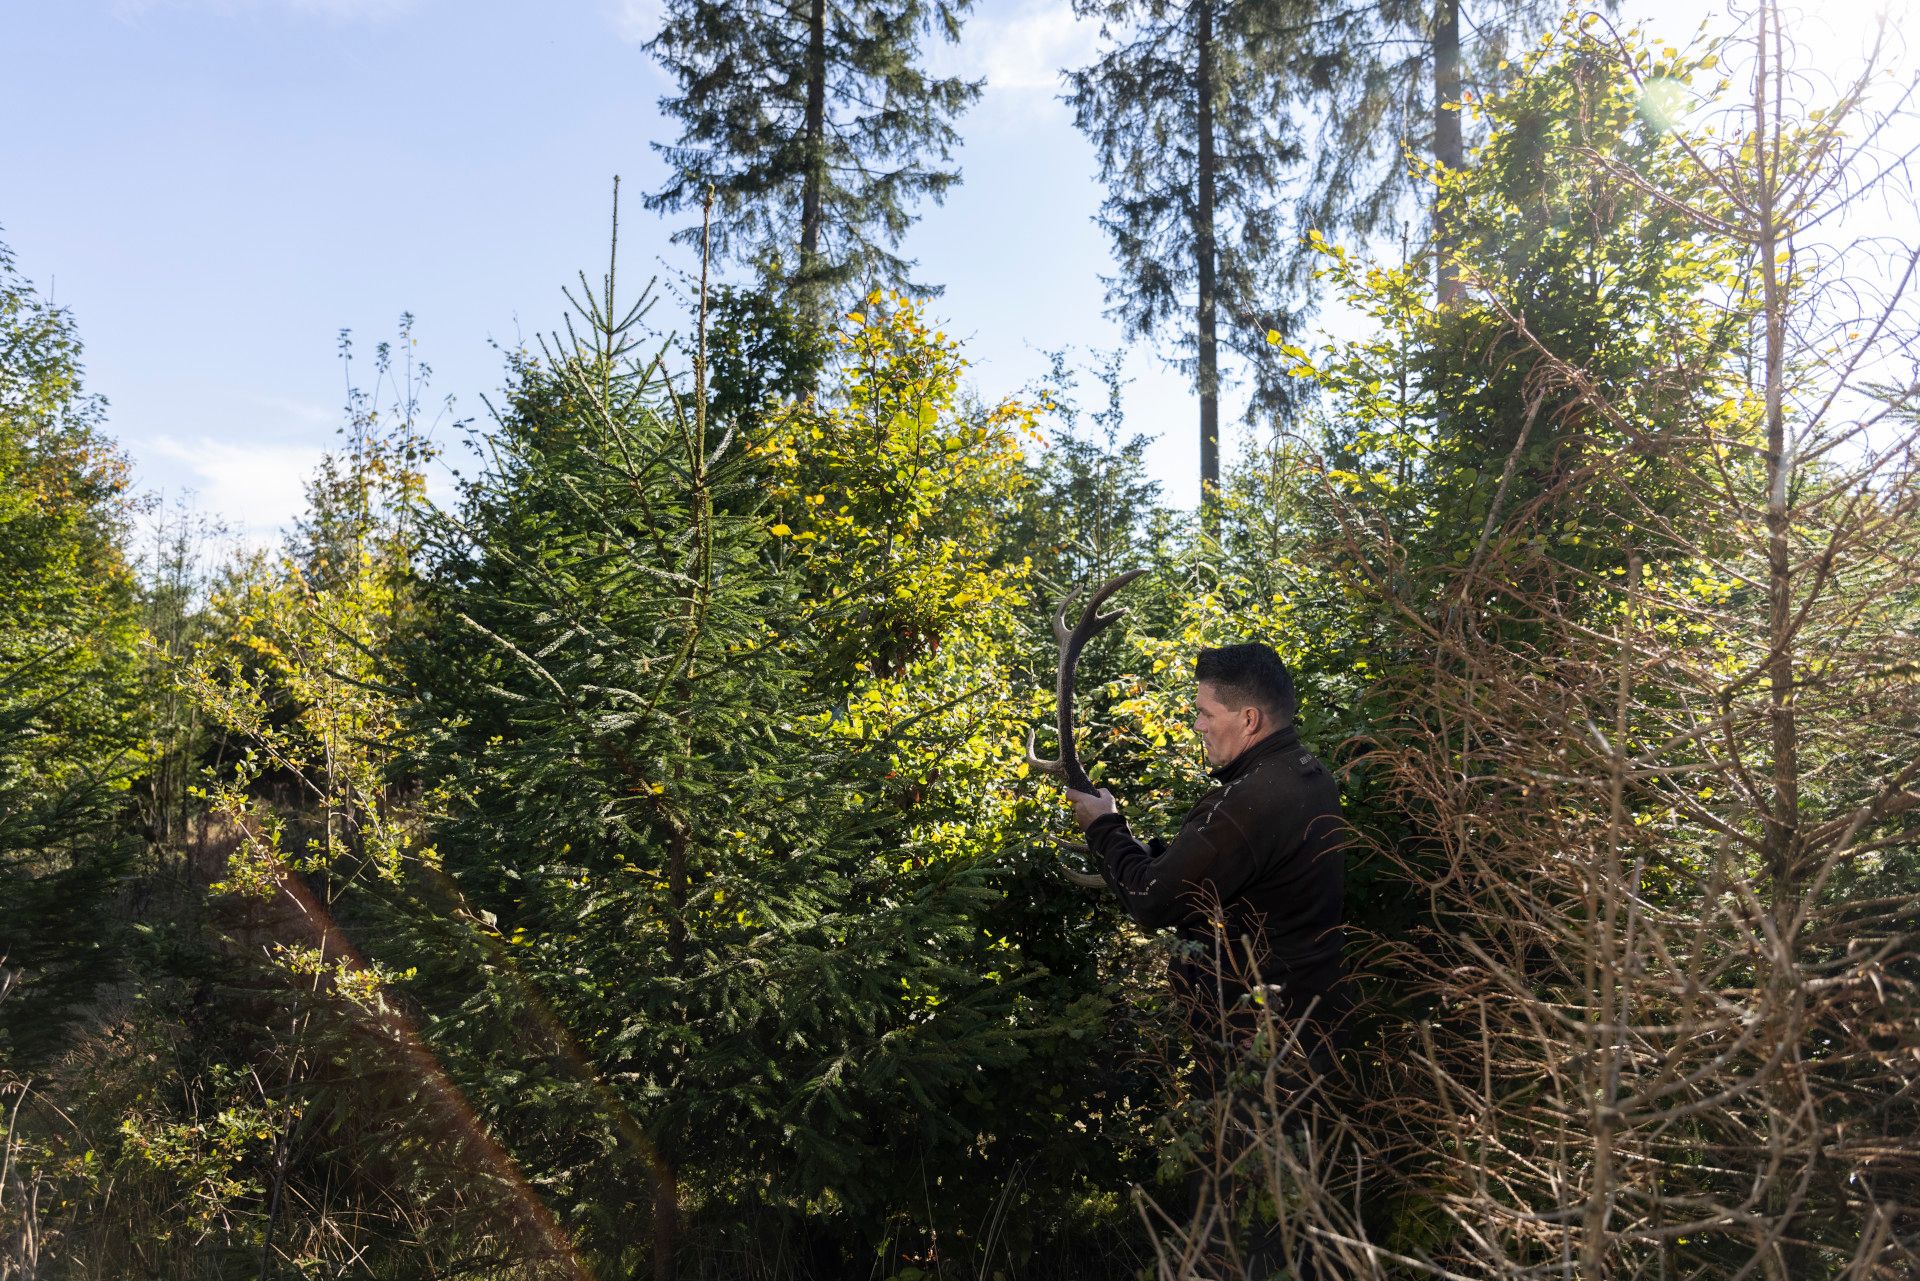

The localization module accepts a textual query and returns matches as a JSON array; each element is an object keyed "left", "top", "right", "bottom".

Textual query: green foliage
[
  {"left": 15, "top": 916, "right": 553, "bottom": 1278},
  {"left": 186, "top": 324, "right": 440, "bottom": 906},
  {"left": 290, "top": 318, "right": 440, "bottom": 588},
  {"left": 1295, "top": 24, "right": 1752, "bottom": 625},
  {"left": 8, "top": 324, "right": 521, "bottom": 1280},
  {"left": 705, "top": 280, "right": 833, "bottom": 437},
  {"left": 1244, "top": 27, "right": 1762, "bottom": 947},
  {"left": 1271, "top": 0, "right": 1567, "bottom": 273},
  {"left": 394, "top": 270, "right": 1141, "bottom": 1273},
  {"left": 134, "top": 498, "right": 228, "bottom": 853},
  {"left": 16, "top": 12, "right": 1912, "bottom": 1272},
  {"left": 1247, "top": 20, "right": 1763, "bottom": 1025},
  {"left": 0, "top": 237, "right": 144, "bottom": 1066},
  {"left": 758, "top": 290, "right": 1037, "bottom": 686},
  {"left": 1007, "top": 348, "right": 1163, "bottom": 591}
]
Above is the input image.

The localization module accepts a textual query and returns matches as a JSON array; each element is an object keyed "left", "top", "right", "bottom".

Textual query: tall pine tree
[
  {"left": 645, "top": 0, "right": 981, "bottom": 305},
  {"left": 1066, "top": 0, "right": 1302, "bottom": 508}
]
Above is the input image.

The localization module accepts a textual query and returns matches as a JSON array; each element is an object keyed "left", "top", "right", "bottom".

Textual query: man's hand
[{"left": 1064, "top": 786, "right": 1117, "bottom": 830}]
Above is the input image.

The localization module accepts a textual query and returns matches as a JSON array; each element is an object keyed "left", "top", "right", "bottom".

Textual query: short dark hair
[{"left": 1195, "top": 643, "right": 1296, "bottom": 725}]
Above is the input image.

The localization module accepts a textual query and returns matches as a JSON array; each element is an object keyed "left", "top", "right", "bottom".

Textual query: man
[
  {"left": 1064, "top": 641, "right": 1350, "bottom": 1084},
  {"left": 1067, "top": 642, "right": 1351, "bottom": 1275}
]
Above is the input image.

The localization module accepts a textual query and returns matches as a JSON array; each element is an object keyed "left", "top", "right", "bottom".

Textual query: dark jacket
[{"left": 1085, "top": 724, "right": 1348, "bottom": 1018}]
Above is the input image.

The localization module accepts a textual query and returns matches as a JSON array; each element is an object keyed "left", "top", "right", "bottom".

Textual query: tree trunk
[
  {"left": 666, "top": 822, "right": 687, "bottom": 967},
  {"left": 1433, "top": 0, "right": 1464, "bottom": 304},
  {"left": 653, "top": 817, "right": 688, "bottom": 1280},
  {"left": 652, "top": 1163, "right": 679, "bottom": 1281},
  {"left": 1195, "top": 0, "right": 1221, "bottom": 513},
  {"left": 1751, "top": 10, "right": 1808, "bottom": 1276},
  {"left": 1753, "top": 1, "right": 1798, "bottom": 938},
  {"left": 799, "top": 0, "right": 829, "bottom": 285}
]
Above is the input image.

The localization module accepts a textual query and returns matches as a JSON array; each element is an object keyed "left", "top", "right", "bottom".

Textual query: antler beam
[{"left": 1029, "top": 569, "right": 1145, "bottom": 887}]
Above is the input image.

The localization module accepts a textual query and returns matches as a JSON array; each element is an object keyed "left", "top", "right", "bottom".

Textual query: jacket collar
[{"left": 1208, "top": 721, "right": 1301, "bottom": 783}]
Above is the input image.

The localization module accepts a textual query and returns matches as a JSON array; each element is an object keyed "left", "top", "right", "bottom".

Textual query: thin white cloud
[
  {"left": 609, "top": 0, "right": 664, "bottom": 44},
  {"left": 962, "top": 0, "right": 1096, "bottom": 94},
  {"left": 242, "top": 393, "right": 338, "bottom": 433},
  {"left": 145, "top": 435, "right": 326, "bottom": 546}
]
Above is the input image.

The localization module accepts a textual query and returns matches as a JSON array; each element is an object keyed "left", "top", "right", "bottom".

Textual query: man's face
[{"left": 1192, "top": 680, "right": 1260, "bottom": 767}]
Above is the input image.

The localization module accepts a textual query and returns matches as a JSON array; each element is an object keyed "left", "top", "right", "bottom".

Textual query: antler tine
[
  {"left": 1082, "top": 568, "right": 1148, "bottom": 615},
  {"left": 1024, "top": 726, "right": 1068, "bottom": 777},
  {"left": 1051, "top": 590, "right": 1078, "bottom": 648},
  {"left": 1062, "top": 571, "right": 1148, "bottom": 647},
  {"left": 1060, "top": 569, "right": 1146, "bottom": 655},
  {"left": 1053, "top": 837, "right": 1105, "bottom": 888}
]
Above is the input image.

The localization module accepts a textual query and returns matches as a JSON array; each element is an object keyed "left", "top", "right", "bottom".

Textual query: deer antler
[
  {"left": 1029, "top": 569, "right": 1146, "bottom": 887},
  {"left": 1052, "top": 838, "right": 1102, "bottom": 888}
]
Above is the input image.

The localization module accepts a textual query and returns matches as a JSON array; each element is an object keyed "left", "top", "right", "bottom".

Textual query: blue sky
[
  {"left": 2, "top": 0, "right": 1177, "bottom": 541},
  {"left": 1, "top": 0, "right": 1904, "bottom": 545}
]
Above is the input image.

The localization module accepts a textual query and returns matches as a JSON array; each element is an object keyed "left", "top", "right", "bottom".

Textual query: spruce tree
[
  {"left": 1065, "top": 0, "right": 1302, "bottom": 507},
  {"left": 644, "top": 0, "right": 981, "bottom": 305},
  {"left": 402, "top": 245, "right": 1112, "bottom": 1275},
  {"left": 1008, "top": 348, "right": 1162, "bottom": 592}
]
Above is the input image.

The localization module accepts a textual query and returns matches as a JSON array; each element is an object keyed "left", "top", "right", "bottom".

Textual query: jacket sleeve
[{"left": 1084, "top": 780, "right": 1265, "bottom": 931}]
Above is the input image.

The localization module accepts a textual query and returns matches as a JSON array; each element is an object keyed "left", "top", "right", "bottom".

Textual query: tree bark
[
  {"left": 1753, "top": 1, "right": 1797, "bottom": 933},
  {"left": 666, "top": 822, "right": 688, "bottom": 967},
  {"left": 656, "top": 812, "right": 689, "bottom": 1279},
  {"left": 1195, "top": 0, "right": 1221, "bottom": 512},
  {"left": 799, "top": 0, "right": 829, "bottom": 284},
  {"left": 1433, "top": 0, "right": 1464, "bottom": 304},
  {"left": 652, "top": 1163, "right": 679, "bottom": 1281},
  {"left": 1751, "top": 11, "right": 1808, "bottom": 1276}
]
